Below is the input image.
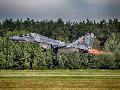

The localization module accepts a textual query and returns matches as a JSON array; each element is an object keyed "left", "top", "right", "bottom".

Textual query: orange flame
[{"left": 88, "top": 49, "right": 105, "bottom": 55}]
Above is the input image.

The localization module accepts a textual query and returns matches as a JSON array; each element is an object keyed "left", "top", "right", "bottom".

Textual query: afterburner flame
[{"left": 88, "top": 49, "right": 105, "bottom": 55}]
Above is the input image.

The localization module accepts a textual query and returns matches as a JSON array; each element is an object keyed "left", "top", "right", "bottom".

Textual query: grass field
[{"left": 0, "top": 69, "right": 120, "bottom": 90}]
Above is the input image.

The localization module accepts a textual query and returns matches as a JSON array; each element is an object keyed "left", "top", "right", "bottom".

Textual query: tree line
[{"left": 0, "top": 18, "right": 120, "bottom": 69}]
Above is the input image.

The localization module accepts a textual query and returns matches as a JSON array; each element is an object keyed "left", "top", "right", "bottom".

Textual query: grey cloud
[
  {"left": 0, "top": 0, "right": 120, "bottom": 21},
  {"left": 86, "top": 0, "right": 120, "bottom": 5}
]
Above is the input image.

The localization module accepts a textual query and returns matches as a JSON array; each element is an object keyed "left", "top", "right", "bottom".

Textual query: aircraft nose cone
[{"left": 9, "top": 37, "right": 13, "bottom": 39}]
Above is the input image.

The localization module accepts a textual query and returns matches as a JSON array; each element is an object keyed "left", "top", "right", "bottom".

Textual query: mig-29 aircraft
[{"left": 9, "top": 33, "right": 103, "bottom": 55}]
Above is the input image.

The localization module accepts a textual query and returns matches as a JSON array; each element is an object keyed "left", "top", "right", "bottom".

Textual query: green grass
[
  {"left": 0, "top": 69, "right": 120, "bottom": 89},
  {"left": 0, "top": 69, "right": 120, "bottom": 75}
]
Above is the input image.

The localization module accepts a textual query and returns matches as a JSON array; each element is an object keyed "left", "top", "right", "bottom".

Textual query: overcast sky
[{"left": 0, "top": 0, "right": 120, "bottom": 22}]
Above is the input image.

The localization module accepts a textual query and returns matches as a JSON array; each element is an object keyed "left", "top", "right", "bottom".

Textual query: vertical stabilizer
[{"left": 67, "top": 33, "right": 94, "bottom": 49}]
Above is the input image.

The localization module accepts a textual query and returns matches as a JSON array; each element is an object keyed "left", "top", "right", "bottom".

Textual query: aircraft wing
[{"left": 34, "top": 34, "right": 66, "bottom": 48}]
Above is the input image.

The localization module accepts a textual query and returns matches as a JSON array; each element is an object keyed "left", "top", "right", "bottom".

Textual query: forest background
[{"left": 0, "top": 18, "right": 120, "bottom": 70}]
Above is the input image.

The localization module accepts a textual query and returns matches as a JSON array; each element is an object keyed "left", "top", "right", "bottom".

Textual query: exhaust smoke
[{"left": 88, "top": 49, "right": 112, "bottom": 55}]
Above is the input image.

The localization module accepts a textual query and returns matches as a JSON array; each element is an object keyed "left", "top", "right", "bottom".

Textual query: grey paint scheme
[{"left": 9, "top": 33, "right": 94, "bottom": 53}]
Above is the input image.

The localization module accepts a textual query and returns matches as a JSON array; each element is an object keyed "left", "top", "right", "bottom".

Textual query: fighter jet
[{"left": 9, "top": 33, "right": 95, "bottom": 54}]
